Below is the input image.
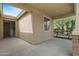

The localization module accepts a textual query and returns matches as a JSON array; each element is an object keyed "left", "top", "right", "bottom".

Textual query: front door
[{"left": 3, "top": 21, "right": 15, "bottom": 38}]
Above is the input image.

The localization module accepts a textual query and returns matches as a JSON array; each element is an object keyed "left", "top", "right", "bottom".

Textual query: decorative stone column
[{"left": 72, "top": 35, "right": 79, "bottom": 56}]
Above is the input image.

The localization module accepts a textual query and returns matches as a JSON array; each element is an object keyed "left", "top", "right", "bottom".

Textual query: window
[
  {"left": 44, "top": 17, "right": 51, "bottom": 31},
  {"left": 3, "top": 3, "right": 23, "bottom": 17}
]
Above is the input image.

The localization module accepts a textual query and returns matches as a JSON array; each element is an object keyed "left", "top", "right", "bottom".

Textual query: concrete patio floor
[{"left": 0, "top": 38, "right": 72, "bottom": 56}]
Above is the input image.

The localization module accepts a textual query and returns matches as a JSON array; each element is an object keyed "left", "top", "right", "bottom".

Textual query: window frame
[{"left": 43, "top": 16, "right": 51, "bottom": 32}]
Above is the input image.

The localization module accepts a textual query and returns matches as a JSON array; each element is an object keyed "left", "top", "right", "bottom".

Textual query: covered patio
[{"left": 0, "top": 3, "right": 77, "bottom": 56}]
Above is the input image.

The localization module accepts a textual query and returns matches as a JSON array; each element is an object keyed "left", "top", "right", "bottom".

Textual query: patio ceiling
[
  {"left": 2, "top": 3, "right": 75, "bottom": 18},
  {"left": 26, "top": 3, "right": 74, "bottom": 17}
]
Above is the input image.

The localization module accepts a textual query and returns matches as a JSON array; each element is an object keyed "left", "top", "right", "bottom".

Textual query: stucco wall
[
  {"left": 18, "top": 13, "right": 34, "bottom": 43},
  {"left": 18, "top": 10, "right": 53, "bottom": 44},
  {"left": 32, "top": 10, "right": 53, "bottom": 44}
]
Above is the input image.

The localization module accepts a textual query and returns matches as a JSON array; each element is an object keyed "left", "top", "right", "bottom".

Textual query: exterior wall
[
  {"left": 32, "top": 10, "right": 53, "bottom": 44},
  {"left": 18, "top": 13, "right": 34, "bottom": 44}
]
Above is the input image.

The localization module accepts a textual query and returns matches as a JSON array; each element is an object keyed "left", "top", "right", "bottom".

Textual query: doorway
[{"left": 3, "top": 20, "right": 15, "bottom": 38}]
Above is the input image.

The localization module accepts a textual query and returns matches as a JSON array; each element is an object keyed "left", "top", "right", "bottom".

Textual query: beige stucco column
[
  {"left": 0, "top": 4, "right": 3, "bottom": 39},
  {"left": 15, "top": 20, "right": 19, "bottom": 37},
  {"left": 72, "top": 3, "right": 79, "bottom": 56},
  {"left": 0, "top": 17, "right": 3, "bottom": 39}
]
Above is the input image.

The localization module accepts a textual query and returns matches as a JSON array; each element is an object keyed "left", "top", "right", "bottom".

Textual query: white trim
[{"left": 17, "top": 10, "right": 26, "bottom": 19}]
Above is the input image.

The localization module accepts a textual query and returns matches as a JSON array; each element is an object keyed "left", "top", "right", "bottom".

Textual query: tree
[{"left": 54, "top": 16, "right": 75, "bottom": 37}]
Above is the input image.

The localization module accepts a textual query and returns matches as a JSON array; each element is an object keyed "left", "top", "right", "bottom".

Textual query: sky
[{"left": 3, "top": 3, "right": 23, "bottom": 17}]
